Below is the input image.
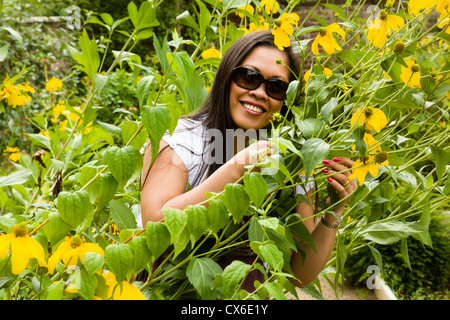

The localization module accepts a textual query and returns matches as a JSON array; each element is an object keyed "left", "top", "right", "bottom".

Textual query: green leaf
[
  {"left": 0, "top": 169, "right": 32, "bottom": 187},
  {"left": 301, "top": 138, "right": 330, "bottom": 179},
  {"left": 129, "top": 235, "right": 151, "bottom": 272},
  {"left": 146, "top": 221, "right": 171, "bottom": 261},
  {"left": 264, "top": 282, "right": 286, "bottom": 300},
  {"left": 207, "top": 199, "right": 229, "bottom": 234},
  {"left": 42, "top": 211, "right": 72, "bottom": 245},
  {"left": 0, "top": 43, "right": 9, "bottom": 62},
  {"left": 96, "top": 173, "right": 118, "bottom": 209},
  {"left": 260, "top": 243, "right": 283, "bottom": 272},
  {"left": 57, "top": 190, "right": 93, "bottom": 229},
  {"left": 83, "top": 252, "right": 105, "bottom": 276},
  {"left": 320, "top": 97, "right": 338, "bottom": 124},
  {"left": 176, "top": 11, "right": 200, "bottom": 33},
  {"left": 136, "top": 75, "right": 155, "bottom": 108},
  {"left": 106, "top": 146, "right": 139, "bottom": 188},
  {"left": 128, "top": 1, "right": 159, "bottom": 31},
  {"left": 167, "top": 51, "right": 194, "bottom": 86},
  {"left": 163, "top": 207, "right": 187, "bottom": 242},
  {"left": 45, "top": 280, "right": 64, "bottom": 300},
  {"left": 141, "top": 106, "right": 171, "bottom": 166},
  {"left": 221, "top": 260, "right": 251, "bottom": 297},
  {"left": 186, "top": 257, "right": 223, "bottom": 300},
  {"left": 360, "top": 221, "right": 422, "bottom": 245},
  {"left": 121, "top": 121, "right": 147, "bottom": 151},
  {"left": 76, "top": 269, "right": 97, "bottom": 300},
  {"left": 109, "top": 199, "right": 138, "bottom": 231},
  {"left": 243, "top": 172, "right": 267, "bottom": 208},
  {"left": 185, "top": 205, "right": 208, "bottom": 246},
  {"left": 430, "top": 145, "right": 449, "bottom": 180},
  {"left": 223, "top": 183, "right": 250, "bottom": 223},
  {"left": 105, "top": 243, "right": 134, "bottom": 283}
]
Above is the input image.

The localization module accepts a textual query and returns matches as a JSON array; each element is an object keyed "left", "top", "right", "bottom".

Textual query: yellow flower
[
  {"left": 0, "top": 222, "right": 47, "bottom": 275},
  {"left": 272, "top": 12, "right": 300, "bottom": 50},
  {"left": 351, "top": 106, "right": 388, "bottom": 133},
  {"left": 242, "top": 19, "right": 270, "bottom": 34},
  {"left": 3, "top": 146, "right": 21, "bottom": 162},
  {"left": 408, "top": 0, "right": 438, "bottom": 16},
  {"left": 311, "top": 23, "right": 345, "bottom": 55},
  {"left": 104, "top": 271, "right": 146, "bottom": 300},
  {"left": 48, "top": 235, "right": 104, "bottom": 274},
  {"left": 348, "top": 151, "right": 389, "bottom": 186},
  {"left": 260, "top": 0, "right": 280, "bottom": 14},
  {"left": 201, "top": 46, "right": 221, "bottom": 59},
  {"left": 400, "top": 60, "right": 421, "bottom": 88},
  {"left": 366, "top": 10, "right": 404, "bottom": 48},
  {"left": 0, "top": 79, "right": 34, "bottom": 108},
  {"left": 351, "top": 132, "right": 382, "bottom": 153},
  {"left": 236, "top": 4, "right": 254, "bottom": 18},
  {"left": 46, "top": 77, "right": 63, "bottom": 92}
]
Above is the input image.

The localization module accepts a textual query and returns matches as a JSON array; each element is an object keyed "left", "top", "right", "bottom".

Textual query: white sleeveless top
[{"left": 138, "top": 117, "right": 314, "bottom": 226}]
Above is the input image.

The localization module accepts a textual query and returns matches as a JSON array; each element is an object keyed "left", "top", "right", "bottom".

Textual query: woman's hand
[
  {"left": 322, "top": 156, "right": 357, "bottom": 213},
  {"left": 228, "top": 140, "right": 273, "bottom": 176}
]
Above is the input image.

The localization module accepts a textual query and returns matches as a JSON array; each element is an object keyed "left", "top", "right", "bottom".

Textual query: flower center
[
  {"left": 70, "top": 235, "right": 82, "bottom": 248},
  {"left": 274, "top": 19, "right": 282, "bottom": 27},
  {"left": 393, "top": 41, "right": 405, "bottom": 54},
  {"left": 319, "top": 27, "right": 327, "bottom": 36},
  {"left": 364, "top": 107, "right": 374, "bottom": 117},
  {"left": 379, "top": 10, "right": 388, "bottom": 20},
  {"left": 375, "top": 151, "right": 388, "bottom": 164},
  {"left": 13, "top": 222, "right": 28, "bottom": 238}
]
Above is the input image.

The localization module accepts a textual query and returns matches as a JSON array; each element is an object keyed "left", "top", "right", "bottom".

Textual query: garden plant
[{"left": 0, "top": 0, "right": 448, "bottom": 300}]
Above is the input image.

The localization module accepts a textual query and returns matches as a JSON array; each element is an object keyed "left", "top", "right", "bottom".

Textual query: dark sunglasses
[{"left": 232, "top": 66, "right": 290, "bottom": 101}]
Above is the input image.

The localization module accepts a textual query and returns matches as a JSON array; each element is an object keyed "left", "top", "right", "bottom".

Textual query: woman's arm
[
  {"left": 141, "top": 139, "right": 273, "bottom": 225},
  {"left": 290, "top": 157, "right": 356, "bottom": 287}
]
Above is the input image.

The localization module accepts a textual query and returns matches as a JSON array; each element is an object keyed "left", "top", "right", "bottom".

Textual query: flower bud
[
  {"left": 379, "top": 10, "right": 388, "bottom": 20},
  {"left": 274, "top": 19, "right": 282, "bottom": 27},
  {"left": 411, "top": 63, "right": 420, "bottom": 73},
  {"left": 319, "top": 27, "right": 327, "bottom": 37},
  {"left": 393, "top": 41, "right": 405, "bottom": 54}
]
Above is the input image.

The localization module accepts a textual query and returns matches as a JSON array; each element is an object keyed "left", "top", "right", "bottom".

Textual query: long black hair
[{"left": 189, "top": 30, "right": 301, "bottom": 186}]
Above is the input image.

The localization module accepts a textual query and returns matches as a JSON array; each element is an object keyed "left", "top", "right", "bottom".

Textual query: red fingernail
[
  {"left": 323, "top": 160, "right": 331, "bottom": 165},
  {"left": 327, "top": 177, "right": 333, "bottom": 182},
  {"left": 333, "top": 157, "right": 341, "bottom": 162},
  {"left": 322, "top": 169, "right": 329, "bottom": 173}
]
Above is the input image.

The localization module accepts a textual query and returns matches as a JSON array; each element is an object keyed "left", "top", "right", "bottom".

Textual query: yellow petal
[
  {"left": 0, "top": 234, "right": 14, "bottom": 259},
  {"left": 327, "top": 23, "right": 345, "bottom": 40},
  {"left": 11, "top": 237, "right": 30, "bottom": 275},
  {"left": 368, "top": 163, "right": 379, "bottom": 178},
  {"left": 48, "top": 241, "right": 71, "bottom": 274},
  {"left": 273, "top": 27, "right": 290, "bottom": 50},
  {"left": 78, "top": 243, "right": 105, "bottom": 263},
  {"left": 350, "top": 108, "right": 366, "bottom": 127},
  {"left": 25, "top": 236, "right": 47, "bottom": 267},
  {"left": 387, "top": 14, "right": 404, "bottom": 32},
  {"left": 311, "top": 36, "right": 320, "bottom": 55}
]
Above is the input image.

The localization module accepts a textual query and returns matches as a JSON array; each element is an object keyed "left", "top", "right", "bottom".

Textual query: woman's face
[{"left": 229, "top": 46, "right": 291, "bottom": 130}]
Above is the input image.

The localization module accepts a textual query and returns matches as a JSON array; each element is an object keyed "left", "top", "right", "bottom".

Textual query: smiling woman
[{"left": 140, "top": 30, "right": 358, "bottom": 292}]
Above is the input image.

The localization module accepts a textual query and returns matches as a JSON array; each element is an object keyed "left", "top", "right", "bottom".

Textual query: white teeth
[{"left": 243, "top": 103, "right": 264, "bottom": 114}]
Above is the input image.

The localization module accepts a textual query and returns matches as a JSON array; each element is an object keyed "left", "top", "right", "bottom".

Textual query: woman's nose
[{"left": 248, "top": 83, "right": 269, "bottom": 100}]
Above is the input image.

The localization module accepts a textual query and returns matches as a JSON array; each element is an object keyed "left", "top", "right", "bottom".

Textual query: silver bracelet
[{"left": 321, "top": 214, "right": 341, "bottom": 228}]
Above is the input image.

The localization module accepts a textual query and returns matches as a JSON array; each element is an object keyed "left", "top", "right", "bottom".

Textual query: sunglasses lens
[
  {"left": 267, "top": 79, "right": 289, "bottom": 100},
  {"left": 234, "top": 68, "right": 263, "bottom": 90}
]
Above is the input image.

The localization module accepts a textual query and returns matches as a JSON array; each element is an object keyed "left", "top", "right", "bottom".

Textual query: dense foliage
[{"left": 0, "top": 0, "right": 448, "bottom": 300}]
